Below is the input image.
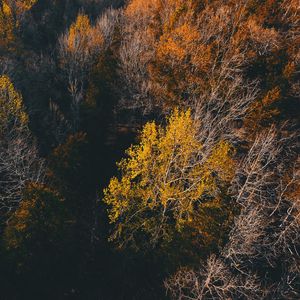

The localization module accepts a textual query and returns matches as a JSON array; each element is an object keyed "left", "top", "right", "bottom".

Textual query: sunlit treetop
[
  {"left": 0, "top": 0, "right": 37, "bottom": 50},
  {"left": 0, "top": 2, "right": 15, "bottom": 49},
  {"left": 64, "top": 13, "right": 103, "bottom": 55},
  {"left": 125, "top": 0, "right": 161, "bottom": 18},
  {"left": 67, "top": 14, "right": 92, "bottom": 51},
  {"left": 0, "top": 75, "right": 28, "bottom": 133},
  {"left": 15, "top": 0, "right": 37, "bottom": 11},
  {"left": 3, "top": 0, "right": 37, "bottom": 13},
  {"left": 104, "top": 109, "right": 235, "bottom": 249}
]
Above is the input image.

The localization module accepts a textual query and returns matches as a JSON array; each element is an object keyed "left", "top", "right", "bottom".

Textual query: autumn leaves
[
  {"left": 0, "top": 0, "right": 37, "bottom": 51},
  {"left": 104, "top": 109, "right": 235, "bottom": 250}
]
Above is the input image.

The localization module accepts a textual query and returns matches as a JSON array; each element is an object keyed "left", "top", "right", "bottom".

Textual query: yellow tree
[
  {"left": 59, "top": 13, "right": 104, "bottom": 129},
  {"left": 104, "top": 109, "right": 235, "bottom": 250},
  {"left": 0, "top": 75, "right": 28, "bottom": 133},
  {"left": 0, "top": 0, "right": 37, "bottom": 51},
  {"left": 0, "top": 75, "right": 44, "bottom": 221},
  {"left": 0, "top": 2, "right": 15, "bottom": 50}
]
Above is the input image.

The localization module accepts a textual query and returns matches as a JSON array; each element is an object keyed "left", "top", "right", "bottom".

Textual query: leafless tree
[
  {"left": 166, "top": 127, "right": 300, "bottom": 299},
  {"left": 0, "top": 130, "right": 45, "bottom": 222},
  {"left": 95, "top": 8, "right": 120, "bottom": 49},
  {"left": 165, "top": 254, "right": 264, "bottom": 300},
  {"left": 281, "top": 0, "right": 300, "bottom": 39},
  {"left": 117, "top": 6, "right": 157, "bottom": 114},
  {"left": 0, "top": 56, "right": 17, "bottom": 79}
]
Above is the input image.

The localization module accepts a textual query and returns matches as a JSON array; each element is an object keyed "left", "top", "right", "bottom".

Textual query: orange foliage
[
  {"left": 65, "top": 13, "right": 103, "bottom": 55},
  {"left": 4, "top": 183, "right": 65, "bottom": 251},
  {"left": 126, "top": 0, "right": 161, "bottom": 18},
  {"left": 244, "top": 87, "right": 281, "bottom": 135}
]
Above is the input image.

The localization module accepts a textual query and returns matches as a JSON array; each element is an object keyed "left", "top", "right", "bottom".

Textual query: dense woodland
[{"left": 0, "top": 0, "right": 299, "bottom": 299}]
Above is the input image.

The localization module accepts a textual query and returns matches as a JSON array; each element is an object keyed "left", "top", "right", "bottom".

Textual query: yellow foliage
[
  {"left": 0, "top": 0, "right": 37, "bottom": 50},
  {"left": 104, "top": 109, "right": 235, "bottom": 247},
  {"left": 2, "top": 2, "right": 12, "bottom": 15},
  {"left": 0, "top": 2, "right": 15, "bottom": 49},
  {"left": 0, "top": 75, "right": 28, "bottom": 132}
]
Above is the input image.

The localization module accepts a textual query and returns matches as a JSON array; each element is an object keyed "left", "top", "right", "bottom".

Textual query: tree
[
  {"left": 0, "top": 1, "right": 15, "bottom": 51},
  {"left": 104, "top": 109, "right": 235, "bottom": 250},
  {"left": 118, "top": 0, "right": 255, "bottom": 112},
  {"left": 165, "top": 127, "right": 300, "bottom": 299},
  {"left": 0, "top": 75, "right": 28, "bottom": 131},
  {"left": 59, "top": 13, "right": 105, "bottom": 129},
  {"left": 0, "top": 0, "right": 37, "bottom": 52},
  {"left": 165, "top": 254, "right": 262, "bottom": 300},
  {"left": 244, "top": 87, "right": 281, "bottom": 136},
  {"left": 0, "top": 75, "right": 44, "bottom": 222},
  {"left": 118, "top": 0, "right": 300, "bottom": 137},
  {"left": 47, "top": 132, "right": 99, "bottom": 246},
  {"left": 2, "top": 182, "right": 78, "bottom": 298},
  {"left": 4, "top": 183, "right": 67, "bottom": 253},
  {"left": 117, "top": 0, "right": 161, "bottom": 113}
]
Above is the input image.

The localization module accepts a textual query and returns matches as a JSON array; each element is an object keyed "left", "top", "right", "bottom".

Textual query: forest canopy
[{"left": 0, "top": 0, "right": 299, "bottom": 299}]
